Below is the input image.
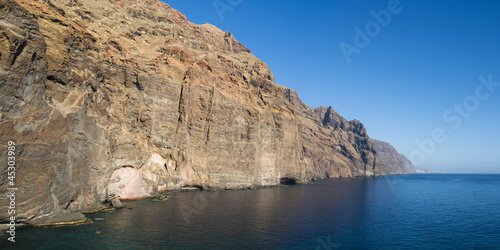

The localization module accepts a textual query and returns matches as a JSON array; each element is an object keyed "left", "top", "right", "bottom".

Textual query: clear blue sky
[{"left": 165, "top": 0, "right": 500, "bottom": 173}]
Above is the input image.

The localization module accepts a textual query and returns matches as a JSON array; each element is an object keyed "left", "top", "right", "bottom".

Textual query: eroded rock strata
[{"left": 0, "top": 0, "right": 413, "bottom": 223}]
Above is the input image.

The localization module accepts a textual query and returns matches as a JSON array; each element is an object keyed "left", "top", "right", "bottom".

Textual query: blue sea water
[{"left": 2, "top": 174, "right": 500, "bottom": 249}]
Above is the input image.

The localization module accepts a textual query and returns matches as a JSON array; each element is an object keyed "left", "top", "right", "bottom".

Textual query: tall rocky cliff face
[
  {"left": 370, "top": 139, "right": 414, "bottom": 175},
  {"left": 0, "top": 0, "right": 413, "bottom": 222}
]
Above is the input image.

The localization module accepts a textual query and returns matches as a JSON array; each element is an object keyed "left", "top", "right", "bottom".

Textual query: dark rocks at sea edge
[
  {"left": 153, "top": 194, "right": 169, "bottom": 201},
  {"left": 0, "top": 0, "right": 414, "bottom": 225},
  {"left": 28, "top": 211, "right": 90, "bottom": 227}
]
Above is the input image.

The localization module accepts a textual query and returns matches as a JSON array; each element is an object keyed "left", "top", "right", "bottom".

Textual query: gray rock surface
[
  {"left": 28, "top": 211, "right": 89, "bottom": 226},
  {"left": 0, "top": 0, "right": 412, "bottom": 223},
  {"left": 370, "top": 139, "right": 415, "bottom": 175},
  {"left": 111, "top": 199, "right": 125, "bottom": 209}
]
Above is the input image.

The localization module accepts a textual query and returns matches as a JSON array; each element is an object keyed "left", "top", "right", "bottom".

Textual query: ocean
[{"left": 2, "top": 174, "right": 500, "bottom": 249}]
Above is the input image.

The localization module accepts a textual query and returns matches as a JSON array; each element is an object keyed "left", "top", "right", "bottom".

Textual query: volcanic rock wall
[
  {"left": 0, "top": 0, "right": 412, "bottom": 222},
  {"left": 370, "top": 139, "right": 414, "bottom": 175}
]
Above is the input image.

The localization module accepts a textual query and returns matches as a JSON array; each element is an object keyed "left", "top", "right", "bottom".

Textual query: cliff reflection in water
[{"left": 8, "top": 178, "right": 374, "bottom": 249}]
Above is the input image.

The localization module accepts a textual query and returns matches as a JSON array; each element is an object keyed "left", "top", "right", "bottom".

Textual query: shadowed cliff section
[
  {"left": 0, "top": 0, "right": 412, "bottom": 223},
  {"left": 370, "top": 139, "right": 414, "bottom": 175}
]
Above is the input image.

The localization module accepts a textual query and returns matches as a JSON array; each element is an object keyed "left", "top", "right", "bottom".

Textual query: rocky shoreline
[{"left": 0, "top": 175, "right": 415, "bottom": 229}]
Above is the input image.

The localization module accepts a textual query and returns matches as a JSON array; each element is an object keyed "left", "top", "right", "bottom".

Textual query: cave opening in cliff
[{"left": 280, "top": 177, "right": 297, "bottom": 185}]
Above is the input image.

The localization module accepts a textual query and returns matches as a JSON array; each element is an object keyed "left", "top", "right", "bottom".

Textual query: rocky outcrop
[
  {"left": 28, "top": 211, "right": 90, "bottom": 227},
  {"left": 0, "top": 0, "right": 412, "bottom": 223},
  {"left": 286, "top": 89, "right": 382, "bottom": 178},
  {"left": 370, "top": 139, "right": 414, "bottom": 175},
  {"left": 110, "top": 199, "right": 124, "bottom": 208}
]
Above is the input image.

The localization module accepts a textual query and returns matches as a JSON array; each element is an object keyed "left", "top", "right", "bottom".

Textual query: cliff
[
  {"left": 370, "top": 139, "right": 414, "bottom": 175},
  {"left": 0, "top": 0, "right": 412, "bottom": 223}
]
